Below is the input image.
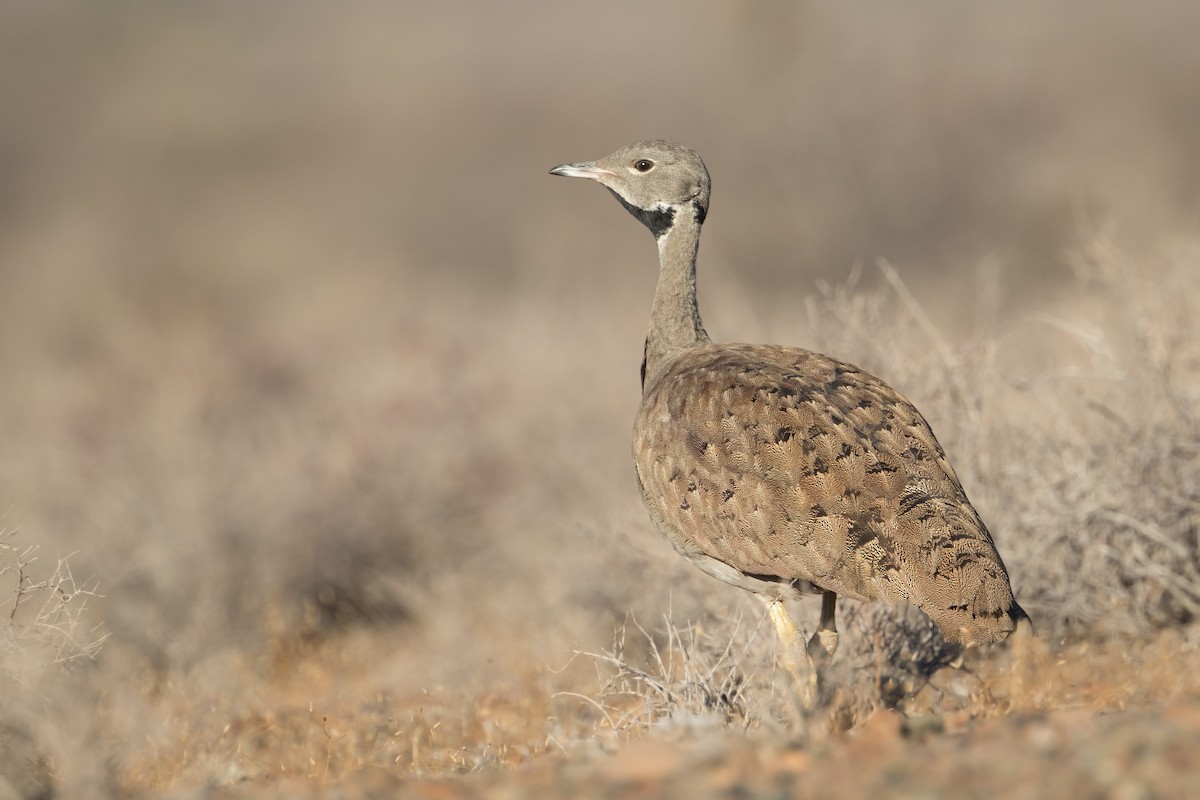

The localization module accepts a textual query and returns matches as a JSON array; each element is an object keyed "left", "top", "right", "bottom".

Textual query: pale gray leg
[
  {"left": 807, "top": 591, "right": 839, "bottom": 667},
  {"left": 761, "top": 597, "right": 818, "bottom": 711}
]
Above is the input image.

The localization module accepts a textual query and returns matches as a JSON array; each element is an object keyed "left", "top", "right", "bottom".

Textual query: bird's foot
[{"left": 807, "top": 628, "right": 839, "bottom": 667}]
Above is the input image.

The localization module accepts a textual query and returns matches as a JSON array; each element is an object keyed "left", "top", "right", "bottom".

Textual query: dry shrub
[
  {"left": 0, "top": 528, "right": 106, "bottom": 678},
  {"left": 560, "top": 609, "right": 773, "bottom": 739},
  {"left": 567, "top": 603, "right": 963, "bottom": 740},
  {"left": 992, "top": 236, "right": 1200, "bottom": 637},
  {"left": 0, "top": 528, "right": 107, "bottom": 798}
]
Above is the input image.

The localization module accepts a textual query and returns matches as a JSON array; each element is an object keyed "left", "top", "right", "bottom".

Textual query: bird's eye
[{"left": 634, "top": 159, "right": 654, "bottom": 172}]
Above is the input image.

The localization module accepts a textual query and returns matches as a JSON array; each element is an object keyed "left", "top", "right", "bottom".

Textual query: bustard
[{"left": 550, "top": 141, "right": 1028, "bottom": 706}]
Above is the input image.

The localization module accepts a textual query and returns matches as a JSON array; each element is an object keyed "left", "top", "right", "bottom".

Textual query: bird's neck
[{"left": 643, "top": 206, "right": 709, "bottom": 392}]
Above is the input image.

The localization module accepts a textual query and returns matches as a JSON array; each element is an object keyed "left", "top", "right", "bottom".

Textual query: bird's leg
[
  {"left": 762, "top": 597, "right": 817, "bottom": 710},
  {"left": 807, "top": 591, "right": 839, "bottom": 668}
]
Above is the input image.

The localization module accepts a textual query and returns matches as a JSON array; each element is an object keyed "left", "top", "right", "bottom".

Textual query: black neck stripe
[{"left": 610, "top": 191, "right": 677, "bottom": 239}]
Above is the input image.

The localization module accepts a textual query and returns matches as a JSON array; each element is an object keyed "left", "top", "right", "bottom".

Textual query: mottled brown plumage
[
  {"left": 634, "top": 343, "right": 1021, "bottom": 645},
  {"left": 550, "top": 141, "right": 1026, "bottom": 696}
]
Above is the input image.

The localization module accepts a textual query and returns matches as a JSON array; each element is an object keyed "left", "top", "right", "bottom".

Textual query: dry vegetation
[{"left": 1, "top": 3, "right": 1199, "bottom": 797}]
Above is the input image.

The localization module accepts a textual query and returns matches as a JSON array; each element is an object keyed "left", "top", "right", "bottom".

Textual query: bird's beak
[{"left": 549, "top": 161, "right": 614, "bottom": 180}]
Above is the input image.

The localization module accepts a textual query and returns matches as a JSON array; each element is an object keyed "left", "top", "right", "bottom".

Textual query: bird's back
[{"left": 633, "top": 342, "right": 1023, "bottom": 645}]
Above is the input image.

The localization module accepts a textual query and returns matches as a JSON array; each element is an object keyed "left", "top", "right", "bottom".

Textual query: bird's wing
[{"left": 633, "top": 343, "right": 1018, "bottom": 642}]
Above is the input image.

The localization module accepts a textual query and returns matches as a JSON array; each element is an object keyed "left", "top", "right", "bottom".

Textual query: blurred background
[{"left": 1, "top": 1, "right": 1198, "bottom": 792}]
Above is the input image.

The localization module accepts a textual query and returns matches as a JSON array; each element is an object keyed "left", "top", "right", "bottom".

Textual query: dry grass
[
  {"left": 0, "top": 529, "right": 106, "bottom": 672},
  {"left": 1, "top": 2, "right": 1199, "bottom": 797},
  {"left": 559, "top": 608, "right": 771, "bottom": 737}
]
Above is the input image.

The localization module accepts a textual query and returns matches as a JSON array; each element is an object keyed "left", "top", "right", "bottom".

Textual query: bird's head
[{"left": 550, "top": 140, "right": 710, "bottom": 238}]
